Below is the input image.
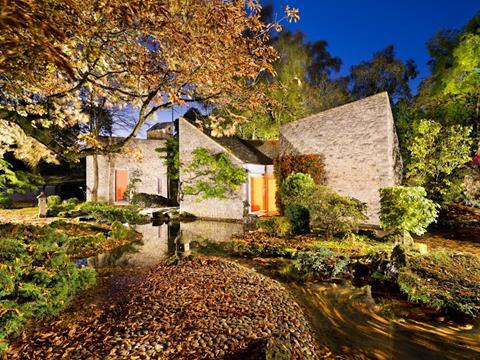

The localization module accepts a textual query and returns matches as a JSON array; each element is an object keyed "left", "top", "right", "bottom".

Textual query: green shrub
[
  {"left": 64, "top": 233, "right": 105, "bottom": 257},
  {"left": 379, "top": 186, "right": 439, "bottom": 236},
  {"left": 0, "top": 197, "right": 13, "bottom": 209},
  {"left": 279, "top": 173, "right": 315, "bottom": 207},
  {"left": 284, "top": 204, "right": 310, "bottom": 234},
  {"left": 306, "top": 186, "right": 367, "bottom": 238},
  {"left": 76, "top": 202, "right": 145, "bottom": 224},
  {"left": 397, "top": 250, "right": 480, "bottom": 316},
  {"left": 0, "top": 225, "right": 96, "bottom": 352},
  {"left": 295, "top": 247, "right": 350, "bottom": 278},
  {"left": 256, "top": 218, "right": 276, "bottom": 234},
  {"left": 275, "top": 217, "right": 293, "bottom": 237},
  {"left": 109, "top": 221, "right": 134, "bottom": 240},
  {"left": 46, "top": 197, "right": 79, "bottom": 217},
  {"left": 47, "top": 195, "right": 62, "bottom": 207},
  {"left": 131, "top": 193, "right": 174, "bottom": 207},
  {"left": 256, "top": 217, "right": 292, "bottom": 237}
]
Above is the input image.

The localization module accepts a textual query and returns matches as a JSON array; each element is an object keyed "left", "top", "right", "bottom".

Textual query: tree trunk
[{"left": 91, "top": 154, "right": 99, "bottom": 201}]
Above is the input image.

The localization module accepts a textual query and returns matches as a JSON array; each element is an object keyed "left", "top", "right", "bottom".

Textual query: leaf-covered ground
[{"left": 6, "top": 257, "right": 326, "bottom": 359}]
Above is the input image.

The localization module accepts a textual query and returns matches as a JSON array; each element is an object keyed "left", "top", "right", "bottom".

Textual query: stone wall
[
  {"left": 86, "top": 138, "right": 168, "bottom": 203},
  {"left": 179, "top": 118, "right": 247, "bottom": 220},
  {"left": 279, "top": 92, "right": 402, "bottom": 225}
]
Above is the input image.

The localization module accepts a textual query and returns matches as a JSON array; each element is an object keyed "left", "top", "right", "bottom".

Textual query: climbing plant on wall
[{"left": 182, "top": 148, "right": 247, "bottom": 200}]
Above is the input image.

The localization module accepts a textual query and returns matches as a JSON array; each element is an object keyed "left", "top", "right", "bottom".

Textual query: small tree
[
  {"left": 156, "top": 136, "right": 180, "bottom": 202},
  {"left": 406, "top": 119, "right": 474, "bottom": 203},
  {"left": 380, "top": 186, "right": 439, "bottom": 244},
  {"left": 285, "top": 204, "right": 310, "bottom": 234},
  {"left": 306, "top": 186, "right": 367, "bottom": 239},
  {"left": 0, "top": 159, "right": 43, "bottom": 208},
  {"left": 123, "top": 170, "right": 142, "bottom": 202},
  {"left": 182, "top": 148, "right": 247, "bottom": 200}
]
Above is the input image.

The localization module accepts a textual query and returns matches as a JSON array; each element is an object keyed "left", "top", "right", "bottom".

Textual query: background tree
[
  {"left": 235, "top": 30, "right": 348, "bottom": 139},
  {"left": 349, "top": 45, "right": 418, "bottom": 101},
  {"left": 415, "top": 14, "right": 479, "bottom": 139},
  {"left": 406, "top": 119, "right": 474, "bottom": 203}
]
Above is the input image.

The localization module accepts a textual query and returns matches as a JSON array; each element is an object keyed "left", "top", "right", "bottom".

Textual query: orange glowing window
[
  {"left": 265, "top": 175, "right": 278, "bottom": 215},
  {"left": 115, "top": 170, "right": 128, "bottom": 201},
  {"left": 250, "top": 174, "right": 279, "bottom": 215},
  {"left": 250, "top": 175, "right": 265, "bottom": 212}
]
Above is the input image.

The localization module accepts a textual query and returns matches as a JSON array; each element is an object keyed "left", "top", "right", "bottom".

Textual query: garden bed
[
  {"left": 0, "top": 219, "right": 142, "bottom": 353},
  {"left": 230, "top": 230, "right": 480, "bottom": 318}
]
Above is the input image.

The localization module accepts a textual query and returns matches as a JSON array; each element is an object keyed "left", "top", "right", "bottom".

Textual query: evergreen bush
[
  {"left": 284, "top": 204, "right": 310, "bottom": 234},
  {"left": 0, "top": 197, "right": 13, "bottom": 209},
  {"left": 279, "top": 173, "right": 315, "bottom": 207},
  {"left": 256, "top": 217, "right": 292, "bottom": 237},
  {"left": 0, "top": 225, "right": 96, "bottom": 353},
  {"left": 306, "top": 186, "right": 367, "bottom": 238},
  {"left": 295, "top": 247, "right": 350, "bottom": 278}
]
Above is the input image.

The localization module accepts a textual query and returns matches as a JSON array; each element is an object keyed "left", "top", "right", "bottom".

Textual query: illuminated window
[{"left": 115, "top": 170, "right": 128, "bottom": 201}]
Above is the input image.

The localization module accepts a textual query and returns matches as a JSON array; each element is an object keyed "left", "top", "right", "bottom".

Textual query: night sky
[{"left": 270, "top": 0, "right": 479, "bottom": 91}]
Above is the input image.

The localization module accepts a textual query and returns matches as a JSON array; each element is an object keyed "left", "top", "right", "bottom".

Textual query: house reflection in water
[{"left": 87, "top": 220, "right": 244, "bottom": 269}]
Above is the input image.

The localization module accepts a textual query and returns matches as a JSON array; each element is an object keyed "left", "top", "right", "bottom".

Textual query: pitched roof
[
  {"left": 212, "top": 137, "right": 273, "bottom": 165},
  {"left": 147, "top": 122, "right": 173, "bottom": 132},
  {"left": 279, "top": 92, "right": 394, "bottom": 154}
]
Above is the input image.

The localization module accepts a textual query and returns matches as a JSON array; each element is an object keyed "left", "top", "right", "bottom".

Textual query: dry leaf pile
[{"left": 7, "top": 257, "right": 325, "bottom": 359}]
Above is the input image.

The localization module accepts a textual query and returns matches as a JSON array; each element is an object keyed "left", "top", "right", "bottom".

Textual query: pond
[{"left": 85, "top": 220, "right": 480, "bottom": 359}]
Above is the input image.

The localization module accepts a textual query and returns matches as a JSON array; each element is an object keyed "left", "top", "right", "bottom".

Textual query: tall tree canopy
[
  {"left": 349, "top": 45, "right": 418, "bottom": 101},
  {"left": 415, "top": 13, "right": 480, "bottom": 142},
  {"left": 0, "top": 0, "right": 299, "bottom": 161},
  {"left": 235, "top": 30, "right": 348, "bottom": 139}
]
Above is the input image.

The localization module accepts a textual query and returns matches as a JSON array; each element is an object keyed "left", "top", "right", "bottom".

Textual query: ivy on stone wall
[{"left": 182, "top": 148, "right": 247, "bottom": 200}]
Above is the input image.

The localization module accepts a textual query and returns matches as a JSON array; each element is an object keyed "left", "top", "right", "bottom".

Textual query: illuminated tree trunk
[{"left": 91, "top": 154, "right": 99, "bottom": 201}]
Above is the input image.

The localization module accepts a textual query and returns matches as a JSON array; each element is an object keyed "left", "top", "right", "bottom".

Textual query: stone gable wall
[
  {"left": 179, "top": 118, "right": 247, "bottom": 220},
  {"left": 86, "top": 138, "right": 168, "bottom": 203},
  {"left": 279, "top": 92, "right": 402, "bottom": 225}
]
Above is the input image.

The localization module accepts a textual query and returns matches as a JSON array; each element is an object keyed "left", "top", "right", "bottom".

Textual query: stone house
[
  {"left": 85, "top": 125, "right": 171, "bottom": 203},
  {"left": 280, "top": 92, "right": 402, "bottom": 224},
  {"left": 86, "top": 92, "right": 402, "bottom": 224},
  {"left": 179, "top": 117, "right": 279, "bottom": 220},
  {"left": 178, "top": 92, "right": 402, "bottom": 224}
]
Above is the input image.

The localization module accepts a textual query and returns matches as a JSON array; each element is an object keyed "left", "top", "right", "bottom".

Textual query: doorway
[
  {"left": 249, "top": 174, "right": 278, "bottom": 216},
  {"left": 115, "top": 169, "right": 128, "bottom": 201}
]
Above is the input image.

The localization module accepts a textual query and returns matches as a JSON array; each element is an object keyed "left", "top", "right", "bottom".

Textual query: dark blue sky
[{"left": 270, "top": 0, "right": 479, "bottom": 91}]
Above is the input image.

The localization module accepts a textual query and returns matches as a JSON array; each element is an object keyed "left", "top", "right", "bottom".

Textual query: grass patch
[{"left": 317, "top": 234, "right": 395, "bottom": 258}]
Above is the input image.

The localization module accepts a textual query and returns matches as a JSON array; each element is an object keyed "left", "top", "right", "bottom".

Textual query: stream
[{"left": 84, "top": 220, "right": 480, "bottom": 359}]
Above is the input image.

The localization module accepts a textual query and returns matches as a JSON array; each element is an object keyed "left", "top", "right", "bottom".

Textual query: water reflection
[
  {"left": 87, "top": 220, "right": 243, "bottom": 268},
  {"left": 290, "top": 282, "right": 480, "bottom": 360}
]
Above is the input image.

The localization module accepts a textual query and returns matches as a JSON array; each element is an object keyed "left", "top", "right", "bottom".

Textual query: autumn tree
[{"left": 0, "top": 1, "right": 299, "bottom": 162}]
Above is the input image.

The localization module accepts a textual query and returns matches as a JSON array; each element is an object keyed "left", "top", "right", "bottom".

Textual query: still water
[{"left": 87, "top": 220, "right": 480, "bottom": 359}]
